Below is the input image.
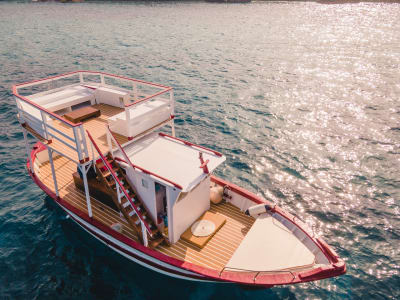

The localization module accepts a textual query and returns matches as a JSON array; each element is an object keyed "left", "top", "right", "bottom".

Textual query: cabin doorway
[{"left": 155, "top": 182, "right": 167, "bottom": 228}]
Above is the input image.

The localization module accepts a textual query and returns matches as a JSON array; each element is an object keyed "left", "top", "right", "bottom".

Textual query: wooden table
[
  {"left": 64, "top": 106, "right": 100, "bottom": 124},
  {"left": 181, "top": 211, "right": 226, "bottom": 248}
]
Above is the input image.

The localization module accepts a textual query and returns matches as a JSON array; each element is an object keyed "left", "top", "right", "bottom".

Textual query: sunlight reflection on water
[{"left": 0, "top": 1, "right": 399, "bottom": 299}]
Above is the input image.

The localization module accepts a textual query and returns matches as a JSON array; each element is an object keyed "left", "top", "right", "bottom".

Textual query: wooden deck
[
  {"left": 47, "top": 104, "right": 129, "bottom": 162},
  {"left": 37, "top": 155, "right": 255, "bottom": 271}
]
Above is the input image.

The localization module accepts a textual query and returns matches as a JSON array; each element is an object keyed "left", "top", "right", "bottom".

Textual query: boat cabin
[{"left": 117, "top": 132, "right": 225, "bottom": 243}]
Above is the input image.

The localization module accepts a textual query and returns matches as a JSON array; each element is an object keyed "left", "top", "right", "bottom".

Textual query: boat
[
  {"left": 206, "top": 0, "right": 251, "bottom": 3},
  {"left": 13, "top": 71, "right": 346, "bottom": 287}
]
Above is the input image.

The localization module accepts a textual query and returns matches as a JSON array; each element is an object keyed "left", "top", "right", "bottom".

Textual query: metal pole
[
  {"left": 73, "top": 127, "right": 83, "bottom": 162},
  {"left": 116, "top": 185, "right": 122, "bottom": 204},
  {"left": 81, "top": 164, "right": 93, "bottom": 218},
  {"left": 79, "top": 125, "right": 89, "bottom": 160},
  {"left": 141, "top": 221, "right": 149, "bottom": 247},
  {"left": 23, "top": 128, "right": 33, "bottom": 174},
  {"left": 125, "top": 108, "right": 130, "bottom": 137},
  {"left": 40, "top": 111, "right": 49, "bottom": 140},
  {"left": 133, "top": 82, "right": 138, "bottom": 101},
  {"left": 170, "top": 89, "right": 175, "bottom": 116},
  {"left": 170, "top": 90, "right": 175, "bottom": 137},
  {"left": 90, "top": 140, "right": 96, "bottom": 173},
  {"left": 47, "top": 147, "right": 59, "bottom": 197},
  {"left": 106, "top": 130, "right": 113, "bottom": 157},
  {"left": 171, "top": 120, "right": 176, "bottom": 137}
]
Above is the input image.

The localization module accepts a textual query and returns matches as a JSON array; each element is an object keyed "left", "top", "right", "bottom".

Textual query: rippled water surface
[{"left": 0, "top": 1, "right": 399, "bottom": 299}]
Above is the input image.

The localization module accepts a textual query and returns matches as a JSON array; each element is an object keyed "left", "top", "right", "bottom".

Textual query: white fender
[
  {"left": 210, "top": 186, "right": 224, "bottom": 204},
  {"left": 245, "top": 204, "right": 273, "bottom": 217}
]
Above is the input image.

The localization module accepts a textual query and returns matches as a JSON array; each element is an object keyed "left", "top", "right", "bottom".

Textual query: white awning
[{"left": 122, "top": 132, "right": 225, "bottom": 192}]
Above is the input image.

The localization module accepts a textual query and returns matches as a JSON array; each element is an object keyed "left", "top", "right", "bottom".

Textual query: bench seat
[
  {"left": 31, "top": 85, "right": 93, "bottom": 106},
  {"left": 42, "top": 93, "right": 94, "bottom": 112},
  {"left": 108, "top": 98, "right": 171, "bottom": 137},
  {"left": 109, "top": 99, "right": 168, "bottom": 122}
]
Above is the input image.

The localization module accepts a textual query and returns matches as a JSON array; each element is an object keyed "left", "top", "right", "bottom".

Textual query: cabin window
[{"left": 141, "top": 179, "right": 148, "bottom": 189}]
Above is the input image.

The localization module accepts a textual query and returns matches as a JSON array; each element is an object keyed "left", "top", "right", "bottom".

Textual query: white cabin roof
[{"left": 121, "top": 132, "right": 226, "bottom": 192}]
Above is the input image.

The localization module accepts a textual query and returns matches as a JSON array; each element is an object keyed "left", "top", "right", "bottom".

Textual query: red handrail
[
  {"left": 12, "top": 70, "right": 172, "bottom": 127},
  {"left": 107, "top": 126, "right": 183, "bottom": 190},
  {"left": 86, "top": 130, "right": 153, "bottom": 236},
  {"left": 13, "top": 70, "right": 81, "bottom": 88},
  {"left": 13, "top": 93, "right": 82, "bottom": 127},
  {"left": 159, "top": 132, "right": 223, "bottom": 157},
  {"left": 89, "top": 70, "right": 171, "bottom": 89},
  {"left": 13, "top": 70, "right": 171, "bottom": 89},
  {"left": 124, "top": 87, "right": 172, "bottom": 108}
]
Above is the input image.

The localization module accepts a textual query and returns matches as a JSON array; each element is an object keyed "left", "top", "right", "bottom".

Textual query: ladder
[{"left": 87, "top": 131, "right": 164, "bottom": 249}]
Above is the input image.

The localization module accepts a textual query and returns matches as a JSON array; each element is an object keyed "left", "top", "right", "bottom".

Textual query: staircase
[{"left": 95, "top": 153, "right": 165, "bottom": 249}]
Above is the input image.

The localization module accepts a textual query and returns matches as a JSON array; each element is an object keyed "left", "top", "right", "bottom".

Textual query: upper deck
[{"left": 13, "top": 71, "right": 175, "bottom": 164}]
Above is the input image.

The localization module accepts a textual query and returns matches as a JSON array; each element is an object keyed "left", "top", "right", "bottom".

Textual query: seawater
[{"left": 0, "top": 1, "right": 399, "bottom": 299}]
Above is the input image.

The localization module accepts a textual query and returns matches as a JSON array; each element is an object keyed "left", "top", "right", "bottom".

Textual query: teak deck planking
[{"left": 37, "top": 156, "right": 255, "bottom": 271}]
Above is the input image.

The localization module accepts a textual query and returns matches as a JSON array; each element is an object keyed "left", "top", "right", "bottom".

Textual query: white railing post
[
  {"left": 79, "top": 125, "right": 89, "bottom": 160},
  {"left": 125, "top": 108, "right": 131, "bottom": 137},
  {"left": 90, "top": 140, "right": 96, "bottom": 170},
  {"left": 79, "top": 72, "right": 84, "bottom": 83},
  {"left": 116, "top": 185, "right": 122, "bottom": 204},
  {"left": 73, "top": 127, "right": 83, "bottom": 162},
  {"left": 106, "top": 130, "right": 113, "bottom": 157},
  {"left": 132, "top": 82, "right": 138, "bottom": 101},
  {"left": 170, "top": 89, "right": 175, "bottom": 115},
  {"left": 171, "top": 120, "right": 176, "bottom": 137},
  {"left": 48, "top": 148, "right": 59, "bottom": 197},
  {"left": 170, "top": 89, "right": 175, "bottom": 137},
  {"left": 100, "top": 74, "right": 105, "bottom": 86},
  {"left": 141, "top": 221, "right": 149, "bottom": 247},
  {"left": 23, "top": 128, "right": 33, "bottom": 173},
  {"left": 40, "top": 110, "right": 49, "bottom": 140},
  {"left": 15, "top": 98, "right": 24, "bottom": 121},
  {"left": 81, "top": 164, "right": 93, "bottom": 218}
]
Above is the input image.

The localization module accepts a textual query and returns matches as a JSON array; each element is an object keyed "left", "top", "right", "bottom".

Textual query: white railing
[
  {"left": 15, "top": 97, "right": 89, "bottom": 164},
  {"left": 13, "top": 70, "right": 174, "bottom": 163}
]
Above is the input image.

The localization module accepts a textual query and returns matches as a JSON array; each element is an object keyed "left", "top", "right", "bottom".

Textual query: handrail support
[
  {"left": 199, "top": 152, "right": 210, "bottom": 174},
  {"left": 79, "top": 162, "right": 93, "bottom": 218},
  {"left": 141, "top": 221, "right": 149, "bottom": 247},
  {"left": 22, "top": 128, "right": 33, "bottom": 174},
  {"left": 86, "top": 129, "right": 153, "bottom": 236},
  {"left": 48, "top": 147, "right": 59, "bottom": 197}
]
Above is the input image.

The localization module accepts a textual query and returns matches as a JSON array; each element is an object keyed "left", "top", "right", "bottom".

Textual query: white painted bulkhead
[
  {"left": 170, "top": 176, "right": 210, "bottom": 244},
  {"left": 124, "top": 165, "right": 212, "bottom": 244},
  {"left": 123, "top": 166, "right": 183, "bottom": 243},
  {"left": 125, "top": 167, "right": 157, "bottom": 221}
]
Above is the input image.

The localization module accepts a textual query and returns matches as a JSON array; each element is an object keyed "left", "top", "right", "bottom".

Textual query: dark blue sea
[{"left": 0, "top": 1, "right": 399, "bottom": 299}]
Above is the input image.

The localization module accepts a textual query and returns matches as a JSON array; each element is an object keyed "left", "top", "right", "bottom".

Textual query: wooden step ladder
[
  {"left": 87, "top": 130, "right": 165, "bottom": 249},
  {"left": 95, "top": 154, "right": 165, "bottom": 249}
]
